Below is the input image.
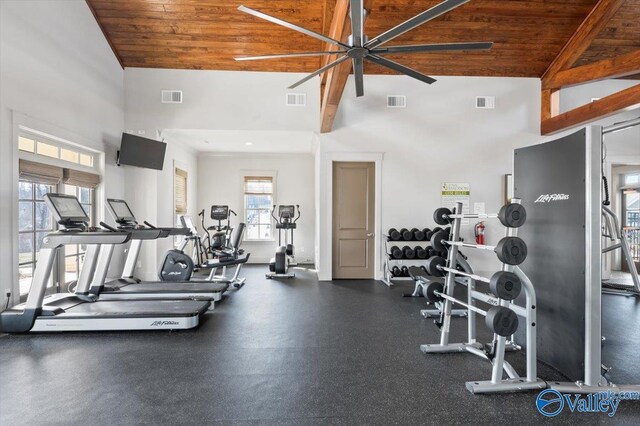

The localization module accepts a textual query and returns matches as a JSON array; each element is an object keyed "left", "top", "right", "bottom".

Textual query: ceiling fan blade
[
  {"left": 366, "top": 54, "right": 437, "bottom": 85},
  {"left": 365, "top": 0, "right": 470, "bottom": 49},
  {"left": 353, "top": 57, "right": 365, "bottom": 97},
  {"left": 235, "top": 51, "right": 347, "bottom": 61},
  {"left": 238, "top": 5, "right": 351, "bottom": 49},
  {"left": 350, "top": 0, "right": 365, "bottom": 47},
  {"left": 288, "top": 55, "right": 351, "bottom": 89},
  {"left": 372, "top": 42, "right": 493, "bottom": 54}
]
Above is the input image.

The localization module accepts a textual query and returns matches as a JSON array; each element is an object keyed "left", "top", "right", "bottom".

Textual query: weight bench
[{"left": 199, "top": 252, "right": 250, "bottom": 288}]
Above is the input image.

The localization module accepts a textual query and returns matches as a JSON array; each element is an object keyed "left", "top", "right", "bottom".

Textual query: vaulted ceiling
[{"left": 87, "top": 0, "right": 640, "bottom": 78}]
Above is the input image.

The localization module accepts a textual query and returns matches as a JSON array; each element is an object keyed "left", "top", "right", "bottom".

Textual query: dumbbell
[
  {"left": 415, "top": 246, "right": 428, "bottom": 259},
  {"left": 402, "top": 245, "right": 416, "bottom": 259},
  {"left": 424, "top": 256, "right": 523, "bottom": 301},
  {"left": 426, "top": 247, "right": 437, "bottom": 259},
  {"left": 388, "top": 228, "right": 402, "bottom": 241},
  {"left": 431, "top": 230, "right": 527, "bottom": 266},
  {"left": 401, "top": 266, "right": 409, "bottom": 277},
  {"left": 389, "top": 246, "right": 403, "bottom": 259},
  {"left": 421, "top": 228, "right": 431, "bottom": 241},
  {"left": 421, "top": 280, "right": 519, "bottom": 337},
  {"left": 400, "top": 228, "right": 413, "bottom": 241},
  {"left": 391, "top": 266, "right": 401, "bottom": 277},
  {"left": 412, "top": 228, "right": 425, "bottom": 241}
]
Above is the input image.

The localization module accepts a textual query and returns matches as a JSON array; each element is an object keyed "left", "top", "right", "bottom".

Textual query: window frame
[{"left": 243, "top": 173, "right": 276, "bottom": 242}]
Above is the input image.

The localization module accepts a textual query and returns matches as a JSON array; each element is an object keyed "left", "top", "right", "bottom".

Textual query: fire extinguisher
[{"left": 475, "top": 222, "right": 485, "bottom": 245}]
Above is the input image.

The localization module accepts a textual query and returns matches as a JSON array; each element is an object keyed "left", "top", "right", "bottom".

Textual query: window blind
[
  {"left": 244, "top": 176, "right": 273, "bottom": 195},
  {"left": 175, "top": 168, "right": 188, "bottom": 214},
  {"left": 19, "top": 159, "right": 63, "bottom": 185},
  {"left": 63, "top": 168, "right": 101, "bottom": 188}
]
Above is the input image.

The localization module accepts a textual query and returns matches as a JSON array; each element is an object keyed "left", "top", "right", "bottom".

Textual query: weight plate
[
  {"left": 489, "top": 271, "right": 522, "bottom": 301},
  {"left": 498, "top": 203, "right": 527, "bottom": 228},
  {"left": 485, "top": 306, "right": 519, "bottom": 337},
  {"left": 433, "top": 207, "right": 453, "bottom": 226},
  {"left": 495, "top": 236, "right": 528, "bottom": 265},
  {"left": 431, "top": 229, "right": 449, "bottom": 253},
  {"left": 425, "top": 256, "right": 446, "bottom": 277},
  {"left": 425, "top": 281, "right": 444, "bottom": 303}
]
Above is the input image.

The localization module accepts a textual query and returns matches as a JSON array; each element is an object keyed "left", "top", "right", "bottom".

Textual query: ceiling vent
[
  {"left": 475, "top": 96, "right": 495, "bottom": 109},
  {"left": 286, "top": 93, "right": 306, "bottom": 106},
  {"left": 387, "top": 95, "right": 407, "bottom": 108},
  {"left": 161, "top": 90, "right": 183, "bottom": 103}
]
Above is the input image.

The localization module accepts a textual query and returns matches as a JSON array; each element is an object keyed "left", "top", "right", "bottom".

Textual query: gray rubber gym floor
[{"left": 1, "top": 265, "right": 639, "bottom": 425}]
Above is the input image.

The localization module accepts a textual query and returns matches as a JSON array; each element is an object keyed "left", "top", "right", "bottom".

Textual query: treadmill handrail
[{"left": 41, "top": 230, "right": 131, "bottom": 248}]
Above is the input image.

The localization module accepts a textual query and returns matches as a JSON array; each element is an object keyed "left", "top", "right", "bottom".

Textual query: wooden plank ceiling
[{"left": 87, "top": 0, "right": 640, "bottom": 78}]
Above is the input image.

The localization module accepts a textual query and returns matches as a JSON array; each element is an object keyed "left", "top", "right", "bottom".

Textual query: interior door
[{"left": 332, "top": 162, "right": 375, "bottom": 279}]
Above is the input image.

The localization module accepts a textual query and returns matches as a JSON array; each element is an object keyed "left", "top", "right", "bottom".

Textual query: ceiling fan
[{"left": 235, "top": 0, "right": 493, "bottom": 97}]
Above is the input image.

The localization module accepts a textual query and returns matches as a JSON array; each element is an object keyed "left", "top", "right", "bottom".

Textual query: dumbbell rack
[{"left": 382, "top": 235, "right": 435, "bottom": 287}]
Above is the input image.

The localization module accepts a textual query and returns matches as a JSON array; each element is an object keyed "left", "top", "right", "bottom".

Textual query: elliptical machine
[
  {"left": 266, "top": 205, "right": 300, "bottom": 279},
  {"left": 201, "top": 205, "right": 236, "bottom": 257}
]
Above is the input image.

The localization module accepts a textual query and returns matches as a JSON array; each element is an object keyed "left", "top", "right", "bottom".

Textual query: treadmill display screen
[
  {"left": 48, "top": 195, "right": 89, "bottom": 220},
  {"left": 108, "top": 199, "right": 136, "bottom": 221}
]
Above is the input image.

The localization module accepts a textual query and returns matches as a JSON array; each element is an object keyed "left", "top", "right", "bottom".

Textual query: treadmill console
[
  {"left": 44, "top": 193, "right": 89, "bottom": 230},
  {"left": 211, "top": 205, "right": 229, "bottom": 221},
  {"left": 106, "top": 198, "right": 138, "bottom": 229}
]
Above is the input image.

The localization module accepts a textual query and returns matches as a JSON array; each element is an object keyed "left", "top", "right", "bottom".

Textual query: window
[
  {"left": 63, "top": 184, "right": 94, "bottom": 284},
  {"left": 18, "top": 180, "right": 55, "bottom": 296},
  {"left": 244, "top": 176, "right": 273, "bottom": 240},
  {"left": 174, "top": 168, "right": 188, "bottom": 246},
  {"left": 19, "top": 133, "right": 94, "bottom": 167},
  {"left": 625, "top": 174, "right": 640, "bottom": 186}
]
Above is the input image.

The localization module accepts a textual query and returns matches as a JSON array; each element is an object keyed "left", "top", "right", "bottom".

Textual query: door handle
[{"left": 367, "top": 233, "right": 375, "bottom": 238}]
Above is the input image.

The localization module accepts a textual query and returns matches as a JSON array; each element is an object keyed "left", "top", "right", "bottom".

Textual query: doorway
[{"left": 332, "top": 162, "right": 375, "bottom": 279}]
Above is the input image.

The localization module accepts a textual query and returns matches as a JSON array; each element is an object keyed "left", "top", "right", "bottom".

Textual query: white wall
[
  {"left": 316, "top": 75, "right": 542, "bottom": 279},
  {"left": 197, "top": 154, "right": 315, "bottom": 264},
  {"left": 0, "top": 0, "right": 125, "bottom": 305}
]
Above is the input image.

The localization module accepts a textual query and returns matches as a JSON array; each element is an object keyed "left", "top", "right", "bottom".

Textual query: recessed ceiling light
[{"left": 245, "top": 142, "right": 253, "bottom": 146}]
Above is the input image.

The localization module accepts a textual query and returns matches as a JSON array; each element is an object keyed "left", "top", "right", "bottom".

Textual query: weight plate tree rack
[
  {"left": 420, "top": 200, "right": 546, "bottom": 394},
  {"left": 382, "top": 228, "right": 441, "bottom": 287},
  {"left": 515, "top": 125, "right": 640, "bottom": 393}
]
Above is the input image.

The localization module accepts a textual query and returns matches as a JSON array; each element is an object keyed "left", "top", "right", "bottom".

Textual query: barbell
[
  {"left": 422, "top": 281, "right": 519, "bottom": 337},
  {"left": 433, "top": 203, "right": 527, "bottom": 228},
  {"left": 431, "top": 230, "right": 527, "bottom": 265}
]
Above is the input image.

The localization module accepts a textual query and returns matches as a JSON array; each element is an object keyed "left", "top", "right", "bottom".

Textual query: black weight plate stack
[
  {"left": 433, "top": 207, "right": 452, "bottom": 225},
  {"left": 495, "top": 237, "right": 528, "bottom": 265},
  {"left": 485, "top": 306, "right": 519, "bottom": 337},
  {"left": 425, "top": 256, "right": 446, "bottom": 277},
  {"left": 489, "top": 271, "right": 522, "bottom": 301},
  {"left": 498, "top": 203, "right": 527, "bottom": 228}
]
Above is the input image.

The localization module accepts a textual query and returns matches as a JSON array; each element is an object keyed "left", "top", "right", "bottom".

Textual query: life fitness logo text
[
  {"left": 534, "top": 194, "right": 570, "bottom": 203},
  {"left": 150, "top": 320, "right": 180, "bottom": 327}
]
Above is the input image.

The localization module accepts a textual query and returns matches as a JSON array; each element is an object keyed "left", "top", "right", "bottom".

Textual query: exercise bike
[{"left": 266, "top": 205, "right": 300, "bottom": 279}]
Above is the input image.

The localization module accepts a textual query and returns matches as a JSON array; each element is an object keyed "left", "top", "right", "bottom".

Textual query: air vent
[
  {"left": 387, "top": 95, "right": 406, "bottom": 108},
  {"left": 161, "top": 90, "right": 183, "bottom": 103},
  {"left": 476, "top": 96, "right": 495, "bottom": 109},
  {"left": 286, "top": 93, "right": 306, "bottom": 106}
]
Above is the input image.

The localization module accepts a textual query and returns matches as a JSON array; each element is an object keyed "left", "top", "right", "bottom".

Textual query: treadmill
[
  {"left": 0, "top": 193, "right": 210, "bottom": 333},
  {"left": 87, "top": 199, "right": 229, "bottom": 302}
]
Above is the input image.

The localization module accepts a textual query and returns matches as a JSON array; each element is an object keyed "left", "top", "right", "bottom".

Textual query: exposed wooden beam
[
  {"left": 86, "top": 0, "right": 124, "bottom": 69},
  {"left": 541, "top": 84, "right": 640, "bottom": 135},
  {"left": 543, "top": 50, "right": 640, "bottom": 90},
  {"left": 541, "top": 89, "right": 560, "bottom": 122},
  {"left": 541, "top": 0, "right": 626, "bottom": 81},
  {"left": 320, "top": 1, "right": 373, "bottom": 133}
]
